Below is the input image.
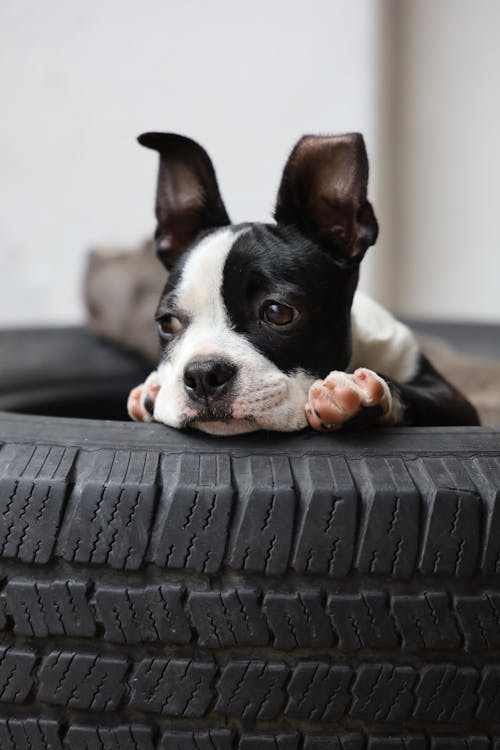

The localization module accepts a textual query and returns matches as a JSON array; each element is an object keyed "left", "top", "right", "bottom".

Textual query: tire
[
  {"left": 0, "top": 327, "right": 150, "bottom": 420},
  {"left": 0, "top": 411, "right": 499, "bottom": 748}
]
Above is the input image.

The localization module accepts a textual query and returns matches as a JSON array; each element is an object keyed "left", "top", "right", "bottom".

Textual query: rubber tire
[
  {"left": 0, "top": 327, "right": 150, "bottom": 420},
  {"left": 0, "top": 411, "right": 499, "bottom": 749}
]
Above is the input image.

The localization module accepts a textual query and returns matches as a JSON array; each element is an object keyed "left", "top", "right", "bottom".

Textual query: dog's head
[{"left": 140, "top": 132, "right": 378, "bottom": 434}]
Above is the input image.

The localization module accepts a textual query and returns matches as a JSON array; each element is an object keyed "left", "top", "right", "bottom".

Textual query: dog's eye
[
  {"left": 157, "top": 313, "right": 183, "bottom": 337},
  {"left": 261, "top": 301, "right": 298, "bottom": 326}
]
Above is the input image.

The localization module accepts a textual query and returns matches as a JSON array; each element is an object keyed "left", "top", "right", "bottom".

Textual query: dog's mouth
[
  {"left": 182, "top": 401, "right": 233, "bottom": 424},
  {"left": 167, "top": 375, "right": 308, "bottom": 435},
  {"left": 178, "top": 405, "right": 259, "bottom": 435},
  {"left": 175, "top": 379, "right": 303, "bottom": 434}
]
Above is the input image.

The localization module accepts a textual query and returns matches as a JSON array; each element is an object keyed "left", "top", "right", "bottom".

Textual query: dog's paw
[
  {"left": 127, "top": 371, "right": 161, "bottom": 422},
  {"left": 305, "top": 368, "right": 394, "bottom": 431}
]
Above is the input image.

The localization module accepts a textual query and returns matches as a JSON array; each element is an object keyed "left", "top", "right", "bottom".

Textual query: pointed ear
[
  {"left": 274, "top": 133, "right": 378, "bottom": 263},
  {"left": 138, "top": 132, "right": 231, "bottom": 269}
]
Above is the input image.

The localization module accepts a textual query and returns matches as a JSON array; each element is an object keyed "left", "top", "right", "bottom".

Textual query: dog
[{"left": 127, "top": 131, "right": 479, "bottom": 435}]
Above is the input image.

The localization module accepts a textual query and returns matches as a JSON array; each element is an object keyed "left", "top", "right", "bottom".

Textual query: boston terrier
[{"left": 127, "top": 132, "right": 479, "bottom": 435}]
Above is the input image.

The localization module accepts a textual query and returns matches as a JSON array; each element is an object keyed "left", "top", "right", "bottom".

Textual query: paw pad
[
  {"left": 127, "top": 373, "right": 160, "bottom": 422},
  {"left": 305, "top": 368, "right": 391, "bottom": 432}
]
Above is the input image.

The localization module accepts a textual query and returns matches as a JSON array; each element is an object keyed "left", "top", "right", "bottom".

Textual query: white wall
[
  {"left": 0, "top": 0, "right": 386, "bottom": 325},
  {"left": 392, "top": 0, "right": 500, "bottom": 322}
]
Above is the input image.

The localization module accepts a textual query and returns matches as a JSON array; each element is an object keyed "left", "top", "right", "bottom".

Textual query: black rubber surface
[
  {"left": 0, "top": 327, "right": 150, "bottom": 419},
  {"left": 0, "top": 411, "right": 499, "bottom": 747}
]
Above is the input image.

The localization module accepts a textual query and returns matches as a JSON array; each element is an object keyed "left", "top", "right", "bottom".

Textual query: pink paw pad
[
  {"left": 305, "top": 368, "right": 392, "bottom": 432},
  {"left": 127, "top": 373, "right": 160, "bottom": 422}
]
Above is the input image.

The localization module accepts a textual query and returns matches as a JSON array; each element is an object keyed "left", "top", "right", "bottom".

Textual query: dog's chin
[
  {"left": 188, "top": 409, "right": 309, "bottom": 435},
  {"left": 191, "top": 418, "right": 260, "bottom": 436}
]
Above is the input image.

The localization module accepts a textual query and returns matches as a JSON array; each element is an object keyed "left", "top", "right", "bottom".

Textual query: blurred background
[{"left": 1, "top": 0, "right": 499, "bottom": 327}]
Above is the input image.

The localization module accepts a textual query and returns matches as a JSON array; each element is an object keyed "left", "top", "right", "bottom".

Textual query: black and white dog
[{"left": 128, "top": 132, "right": 479, "bottom": 434}]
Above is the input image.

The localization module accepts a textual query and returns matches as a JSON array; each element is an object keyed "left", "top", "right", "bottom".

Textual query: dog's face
[
  {"left": 140, "top": 131, "right": 378, "bottom": 434},
  {"left": 153, "top": 223, "right": 357, "bottom": 434}
]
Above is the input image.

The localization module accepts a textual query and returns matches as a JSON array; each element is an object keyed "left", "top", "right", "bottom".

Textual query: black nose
[{"left": 183, "top": 358, "right": 237, "bottom": 403}]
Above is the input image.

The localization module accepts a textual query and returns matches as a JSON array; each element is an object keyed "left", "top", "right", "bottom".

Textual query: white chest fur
[{"left": 349, "top": 292, "right": 419, "bottom": 383}]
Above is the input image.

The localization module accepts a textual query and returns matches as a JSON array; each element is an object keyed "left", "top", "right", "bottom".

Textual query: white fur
[
  {"left": 153, "top": 229, "right": 314, "bottom": 434},
  {"left": 349, "top": 291, "right": 419, "bottom": 382}
]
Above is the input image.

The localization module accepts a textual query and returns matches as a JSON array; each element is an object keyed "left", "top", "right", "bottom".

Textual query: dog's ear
[
  {"left": 138, "top": 132, "right": 230, "bottom": 269},
  {"left": 274, "top": 133, "right": 378, "bottom": 264}
]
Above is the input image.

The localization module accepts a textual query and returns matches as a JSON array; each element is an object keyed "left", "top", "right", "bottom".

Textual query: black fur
[
  {"left": 385, "top": 354, "right": 479, "bottom": 427},
  {"left": 222, "top": 224, "right": 355, "bottom": 377}
]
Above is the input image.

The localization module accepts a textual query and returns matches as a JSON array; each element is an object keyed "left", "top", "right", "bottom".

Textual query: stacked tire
[{"left": 0, "top": 410, "right": 499, "bottom": 749}]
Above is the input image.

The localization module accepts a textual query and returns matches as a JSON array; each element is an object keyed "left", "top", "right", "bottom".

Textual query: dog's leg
[
  {"left": 306, "top": 356, "right": 480, "bottom": 430},
  {"left": 127, "top": 371, "right": 161, "bottom": 422},
  {"left": 384, "top": 355, "right": 480, "bottom": 426}
]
